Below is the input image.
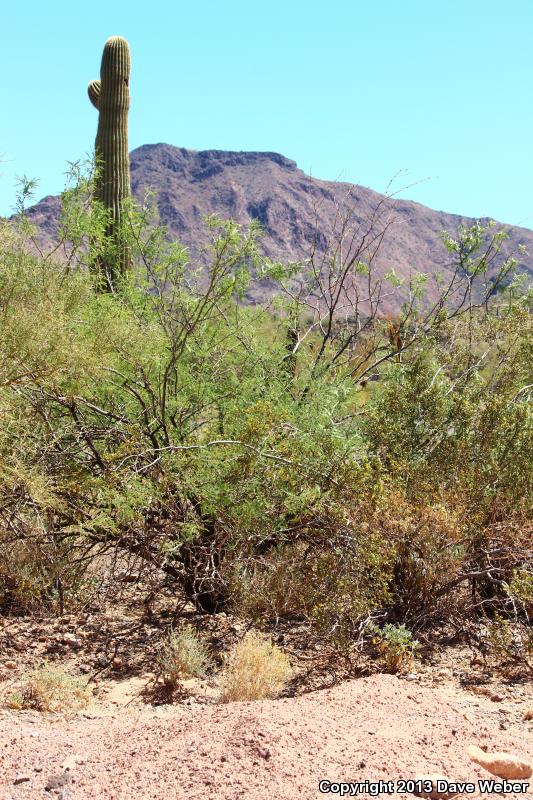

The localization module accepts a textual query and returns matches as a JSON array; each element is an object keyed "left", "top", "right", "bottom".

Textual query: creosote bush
[{"left": 219, "top": 631, "right": 293, "bottom": 702}]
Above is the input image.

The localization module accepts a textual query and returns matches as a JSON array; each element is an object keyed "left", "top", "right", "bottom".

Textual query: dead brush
[{"left": 219, "top": 630, "right": 293, "bottom": 703}]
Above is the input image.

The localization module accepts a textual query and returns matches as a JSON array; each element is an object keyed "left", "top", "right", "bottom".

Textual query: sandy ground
[{"left": 1, "top": 674, "right": 531, "bottom": 800}]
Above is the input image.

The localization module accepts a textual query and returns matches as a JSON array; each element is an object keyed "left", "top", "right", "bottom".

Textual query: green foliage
[
  {"left": 368, "top": 623, "right": 420, "bottom": 673},
  {"left": 505, "top": 570, "right": 533, "bottom": 608},
  {"left": 0, "top": 169, "right": 531, "bottom": 663},
  {"left": 5, "top": 664, "right": 91, "bottom": 713},
  {"left": 487, "top": 615, "right": 532, "bottom": 674},
  {"left": 156, "top": 626, "right": 210, "bottom": 688}
]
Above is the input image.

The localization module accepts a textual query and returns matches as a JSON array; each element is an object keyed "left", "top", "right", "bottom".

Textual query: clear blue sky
[{"left": 2, "top": 0, "right": 532, "bottom": 227}]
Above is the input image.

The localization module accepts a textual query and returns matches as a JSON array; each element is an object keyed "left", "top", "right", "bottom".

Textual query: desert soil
[{"left": 1, "top": 672, "right": 531, "bottom": 800}]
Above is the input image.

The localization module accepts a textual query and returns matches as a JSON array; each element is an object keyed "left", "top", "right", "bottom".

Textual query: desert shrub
[
  {"left": 156, "top": 626, "right": 210, "bottom": 688},
  {"left": 505, "top": 569, "right": 533, "bottom": 615},
  {"left": 361, "top": 310, "right": 532, "bottom": 627},
  {"left": 486, "top": 615, "right": 532, "bottom": 675},
  {"left": 226, "top": 498, "right": 394, "bottom": 643},
  {"left": 368, "top": 623, "right": 420, "bottom": 673},
  {"left": 5, "top": 664, "right": 91, "bottom": 713},
  {"left": 378, "top": 494, "right": 466, "bottom": 623},
  {"left": 219, "top": 630, "right": 293, "bottom": 702},
  {"left": 0, "top": 531, "right": 103, "bottom": 615},
  {"left": 0, "top": 169, "right": 530, "bottom": 661}
]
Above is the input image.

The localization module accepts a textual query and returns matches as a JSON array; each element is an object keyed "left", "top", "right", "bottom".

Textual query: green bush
[
  {"left": 156, "top": 626, "right": 210, "bottom": 688},
  {"left": 0, "top": 170, "right": 530, "bottom": 661},
  {"left": 368, "top": 623, "right": 420, "bottom": 673}
]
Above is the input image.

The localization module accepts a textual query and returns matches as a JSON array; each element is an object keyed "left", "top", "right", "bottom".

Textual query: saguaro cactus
[{"left": 88, "top": 36, "right": 131, "bottom": 286}]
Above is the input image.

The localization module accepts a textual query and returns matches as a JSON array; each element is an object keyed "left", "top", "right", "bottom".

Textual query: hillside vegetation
[
  {"left": 0, "top": 168, "right": 531, "bottom": 676},
  {"left": 25, "top": 143, "right": 533, "bottom": 315}
]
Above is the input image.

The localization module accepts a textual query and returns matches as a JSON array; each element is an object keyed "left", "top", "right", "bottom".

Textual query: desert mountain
[{"left": 26, "top": 143, "right": 533, "bottom": 312}]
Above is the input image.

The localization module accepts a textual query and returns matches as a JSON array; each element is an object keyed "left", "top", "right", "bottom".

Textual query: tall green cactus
[{"left": 88, "top": 36, "right": 131, "bottom": 286}]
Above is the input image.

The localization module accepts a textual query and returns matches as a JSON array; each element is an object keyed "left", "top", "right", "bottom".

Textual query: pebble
[
  {"left": 467, "top": 744, "right": 532, "bottom": 780},
  {"left": 62, "top": 754, "right": 86, "bottom": 771},
  {"left": 13, "top": 775, "right": 31, "bottom": 786},
  {"left": 62, "top": 633, "right": 82, "bottom": 648},
  {"left": 45, "top": 772, "right": 72, "bottom": 791}
]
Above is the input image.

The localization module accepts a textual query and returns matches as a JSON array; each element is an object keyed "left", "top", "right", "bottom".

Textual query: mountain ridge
[{"left": 25, "top": 143, "right": 533, "bottom": 312}]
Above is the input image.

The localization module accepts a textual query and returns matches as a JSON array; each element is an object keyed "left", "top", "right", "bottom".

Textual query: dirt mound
[{"left": 1, "top": 674, "right": 531, "bottom": 799}]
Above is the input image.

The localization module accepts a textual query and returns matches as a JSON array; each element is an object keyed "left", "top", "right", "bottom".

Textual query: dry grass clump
[
  {"left": 219, "top": 630, "right": 293, "bottom": 703},
  {"left": 5, "top": 663, "right": 91, "bottom": 714},
  {"left": 156, "top": 625, "right": 210, "bottom": 689}
]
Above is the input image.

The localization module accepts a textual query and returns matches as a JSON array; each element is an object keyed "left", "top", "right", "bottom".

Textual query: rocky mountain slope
[{"left": 25, "top": 144, "right": 533, "bottom": 312}]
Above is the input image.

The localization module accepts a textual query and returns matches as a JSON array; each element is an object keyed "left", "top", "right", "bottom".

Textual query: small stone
[
  {"left": 13, "top": 775, "right": 31, "bottom": 786},
  {"left": 414, "top": 773, "right": 457, "bottom": 799},
  {"left": 61, "top": 754, "right": 85, "bottom": 771},
  {"left": 4, "top": 660, "right": 17, "bottom": 670},
  {"left": 467, "top": 744, "right": 532, "bottom": 780},
  {"left": 523, "top": 708, "right": 533, "bottom": 721},
  {"left": 111, "top": 657, "right": 122, "bottom": 670},
  {"left": 45, "top": 772, "right": 71, "bottom": 791},
  {"left": 62, "top": 633, "right": 82, "bottom": 649},
  {"left": 490, "top": 693, "right": 504, "bottom": 702},
  {"left": 405, "top": 673, "right": 419, "bottom": 681}
]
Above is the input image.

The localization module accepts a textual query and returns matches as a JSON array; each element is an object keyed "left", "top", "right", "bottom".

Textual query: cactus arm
[{"left": 88, "top": 80, "right": 101, "bottom": 109}]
